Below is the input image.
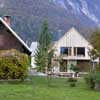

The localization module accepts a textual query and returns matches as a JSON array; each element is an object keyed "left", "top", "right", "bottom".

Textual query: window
[
  {"left": 60, "top": 47, "right": 68, "bottom": 55},
  {"left": 77, "top": 47, "right": 85, "bottom": 56},
  {"left": 60, "top": 47, "right": 72, "bottom": 56}
]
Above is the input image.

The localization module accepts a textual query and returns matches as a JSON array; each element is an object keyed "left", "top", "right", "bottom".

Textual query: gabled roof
[
  {"left": 0, "top": 17, "right": 31, "bottom": 54},
  {"left": 54, "top": 27, "right": 93, "bottom": 48},
  {"left": 58, "top": 27, "right": 88, "bottom": 43}
]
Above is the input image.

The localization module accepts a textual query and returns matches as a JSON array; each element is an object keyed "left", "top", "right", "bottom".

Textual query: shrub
[
  {"left": 94, "top": 72, "right": 100, "bottom": 91},
  {"left": 0, "top": 49, "right": 30, "bottom": 80},
  {"left": 94, "top": 72, "right": 100, "bottom": 83},
  {"left": 68, "top": 78, "right": 77, "bottom": 87},
  {"left": 84, "top": 72, "right": 95, "bottom": 89},
  {"left": 70, "top": 82, "right": 76, "bottom": 87},
  {"left": 95, "top": 64, "right": 100, "bottom": 72},
  {"left": 67, "top": 78, "right": 77, "bottom": 82},
  {"left": 84, "top": 64, "right": 100, "bottom": 90}
]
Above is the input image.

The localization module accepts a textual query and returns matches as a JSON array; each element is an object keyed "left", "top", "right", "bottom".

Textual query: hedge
[{"left": 0, "top": 49, "right": 30, "bottom": 80}]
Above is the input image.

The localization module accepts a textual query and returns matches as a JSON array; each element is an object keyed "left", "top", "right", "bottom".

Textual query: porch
[{"left": 52, "top": 59, "right": 90, "bottom": 73}]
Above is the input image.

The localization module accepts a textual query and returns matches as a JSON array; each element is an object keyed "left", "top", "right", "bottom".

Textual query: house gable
[
  {"left": 0, "top": 17, "right": 31, "bottom": 55},
  {"left": 55, "top": 27, "right": 92, "bottom": 48},
  {"left": 53, "top": 27, "right": 92, "bottom": 57}
]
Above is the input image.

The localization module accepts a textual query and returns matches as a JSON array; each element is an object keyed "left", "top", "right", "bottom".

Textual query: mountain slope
[
  {"left": 52, "top": 0, "right": 100, "bottom": 26},
  {"left": 0, "top": 0, "right": 100, "bottom": 45}
]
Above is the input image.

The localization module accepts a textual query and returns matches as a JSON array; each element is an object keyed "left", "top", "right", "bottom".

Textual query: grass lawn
[{"left": 0, "top": 76, "right": 100, "bottom": 100}]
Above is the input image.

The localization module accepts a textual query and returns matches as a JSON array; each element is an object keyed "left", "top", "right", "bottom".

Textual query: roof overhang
[{"left": 0, "top": 17, "right": 32, "bottom": 55}]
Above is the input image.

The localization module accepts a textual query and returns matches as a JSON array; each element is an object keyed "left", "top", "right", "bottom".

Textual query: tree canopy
[
  {"left": 34, "top": 20, "right": 53, "bottom": 72},
  {"left": 90, "top": 30, "right": 100, "bottom": 59}
]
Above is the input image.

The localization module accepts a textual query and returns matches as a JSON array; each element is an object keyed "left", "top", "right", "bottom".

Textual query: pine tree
[{"left": 34, "top": 20, "right": 52, "bottom": 72}]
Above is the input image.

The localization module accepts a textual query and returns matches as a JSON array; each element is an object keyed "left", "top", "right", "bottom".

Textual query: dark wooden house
[{"left": 0, "top": 16, "right": 31, "bottom": 55}]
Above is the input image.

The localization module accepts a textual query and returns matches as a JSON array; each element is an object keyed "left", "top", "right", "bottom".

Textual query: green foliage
[
  {"left": 84, "top": 64, "right": 100, "bottom": 89},
  {"left": 67, "top": 78, "right": 77, "bottom": 87},
  {"left": 67, "top": 78, "right": 77, "bottom": 82},
  {"left": 95, "top": 64, "right": 100, "bottom": 71},
  {"left": 70, "top": 64, "right": 80, "bottom": 72},
  {"left": 35, "top": 20, "right": 53, "bottom": 72},
  {"left": 85, "top": 33, "right": 100, "bottom": 90},
  {"left": 70, "top": 82, "right": 76, "bottom": 87},
  {"left": 90, "top": 30, "right": 100, "bottom": 64},
  {"left": 48, "top": 49, "right": 54, "bottom": 70},
  {"left": 84, "top": 72, "right": 95, "bottom": 89},
  {"left": 38, "top": 20, "right": 52, "bottom": 50},
  {"left": 0, "top": 49, "right": 29, "bottom": 80},
  {"left": 34, "top": 47, "right": 46, "bottom": 72},
  {"left": 90, "top": 30, "right": 100, "bottom": 53},
  {"left": 94, "top": 72, "right": 100, "bottom": 83}
]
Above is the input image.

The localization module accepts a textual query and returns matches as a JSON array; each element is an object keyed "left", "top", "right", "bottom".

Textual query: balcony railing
[{"left": 59, "top": 54, "right": 90, "bottom": 60}]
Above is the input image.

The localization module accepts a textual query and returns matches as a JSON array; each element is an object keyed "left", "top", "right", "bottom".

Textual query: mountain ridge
[{"left": 0, "top": 0, "right": 99, "bottom": 45}]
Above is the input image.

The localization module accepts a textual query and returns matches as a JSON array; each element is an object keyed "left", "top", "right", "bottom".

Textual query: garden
[{"left": 0, "top": 76, "right": 100, "bottom": 100}]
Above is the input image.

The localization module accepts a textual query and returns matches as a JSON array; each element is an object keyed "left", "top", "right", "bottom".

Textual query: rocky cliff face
[{"left": 52, "top": 0, "right": 100, "bottom": 27}]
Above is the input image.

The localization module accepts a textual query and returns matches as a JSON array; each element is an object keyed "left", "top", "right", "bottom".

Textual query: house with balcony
[{"left": 52, "top": 27, "right": 93, "bottom": 72}]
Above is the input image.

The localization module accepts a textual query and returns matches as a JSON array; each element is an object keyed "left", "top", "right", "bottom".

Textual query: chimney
[{"left": 4, "top": 16, "right": 11, "bottom": 26}]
